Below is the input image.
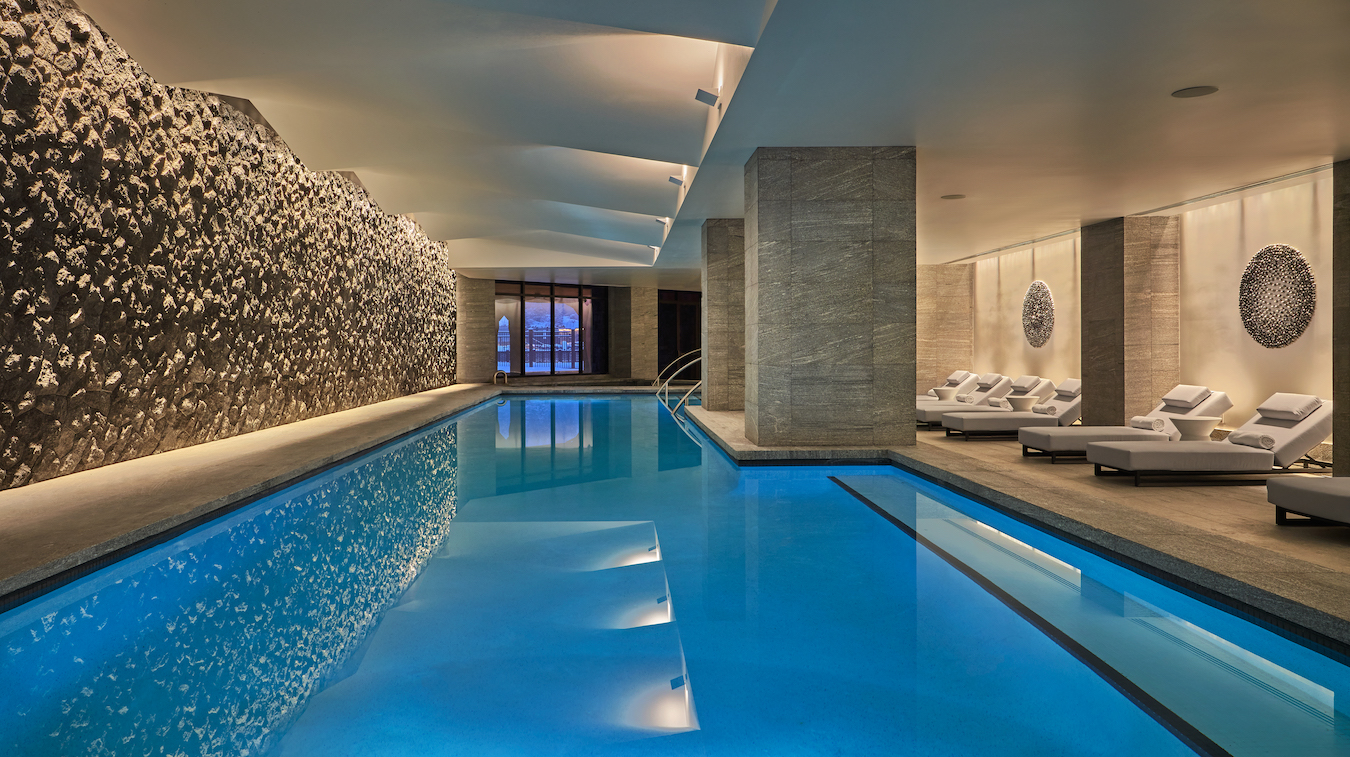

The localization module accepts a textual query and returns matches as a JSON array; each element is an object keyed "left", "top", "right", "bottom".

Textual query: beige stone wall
[
  {"left": 916, "top": 263, "right": 973, "bottom": 393},
  {"left": 973, "top": 237, "right": 1081, "bottom": 386},
  {"left": 1178, "top": 174, "right": 1333, "bottom": 432},
  {"left": 0, "top": 0, "right": 456, "bottom": 489}
]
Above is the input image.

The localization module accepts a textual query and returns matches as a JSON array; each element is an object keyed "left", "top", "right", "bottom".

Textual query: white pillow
[
  {"left": 1256, "top": 393, "right": 1322, "bottom": 422},
  {"left": 1161, "top": 384, "right": 1211, "bottom": 409},
  {"left": 975, "top": 373, "right": 1002, "bottom": 389},
  {"left": 1010, "top": 375, "right": 1040, "bottom": 392},
  {"left": 1055, "top": 378, "right": 1082, "bottom": 398},
  {"left": 946, "top": 370, "right": 972, "bottom": 385}
]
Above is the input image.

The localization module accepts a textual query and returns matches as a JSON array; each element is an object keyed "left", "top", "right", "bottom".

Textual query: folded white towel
[
  {"left": 1227, "top": 430, "right": 1276, "bottom": 449},
  {"left": 1129, "top": 416, "right": 1165, "bottom": 432},
  {"left": 989, "top": 398, "right": 1012, "bottom": 410},
  {"left": 1032, "top": 403, "right": 1059, "bottom": 416},
  {"left": 956, "top": 394, "right": 972, "bottom": 403}
]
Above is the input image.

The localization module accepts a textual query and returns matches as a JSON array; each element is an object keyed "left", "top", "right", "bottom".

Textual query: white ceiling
[{"left": 79, "top": 0, "right": 1350, "bottom": 285}]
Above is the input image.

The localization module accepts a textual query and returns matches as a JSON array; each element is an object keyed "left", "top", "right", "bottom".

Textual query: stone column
[
  {"left": 744, "top": 147, "right": 916, "bottom": 447},
  {"left": 1080, "top": 216, "right": 1180, "bottom": 425},
  {"left": 702, "top": 219, "right": 746, "bottom": 410},
  {"left": 608, "top": 286, "right": 659, "bottom": 380},
  {"left": 1333, "top": 161, "right": 1350, "bottom": 476},
  {"left": 454, "top": 275, "right": 497, "bottom": 384},
  {"left": 916, "top": 263, "right": 974, "bottom": 393}
]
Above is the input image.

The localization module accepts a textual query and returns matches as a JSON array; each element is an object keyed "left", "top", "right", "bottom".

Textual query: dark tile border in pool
[{"left": 829, "top": 475, "right": 1232, "bottom": 757}]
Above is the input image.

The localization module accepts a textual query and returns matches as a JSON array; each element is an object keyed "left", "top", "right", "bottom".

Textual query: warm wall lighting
[
  {"left": 1171, "top": 85, "right": 1218, "bottom": 98},
  {"left": 694, "top": 88, "right": 719, "bottom": 106}
]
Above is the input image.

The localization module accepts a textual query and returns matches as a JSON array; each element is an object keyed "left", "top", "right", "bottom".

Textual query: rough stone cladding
[{"left": 0, "top": 0, "right": 457, "bottom": 489}]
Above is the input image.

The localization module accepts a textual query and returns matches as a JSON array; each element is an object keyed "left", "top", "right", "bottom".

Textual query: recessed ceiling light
[
  {"left": 941, "top": 194, "right": 966, "bottom": 200},
  {"left": 655, "top": 217, "right": 669, "bottom": 225},
  {"left": 649, "top": 245, "right": 661, "bottom": 252},
  {"left": 695, "top": 88, "right": 719, "bottom": 106},
  {"left": 668, "top": 176, "right": 685, "bottom": 187},
  {"left": 1171, "top": 85, "right": 1218, "bottom": 98}
]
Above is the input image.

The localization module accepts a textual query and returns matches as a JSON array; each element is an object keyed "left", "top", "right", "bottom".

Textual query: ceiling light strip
[
  {"left": 1128, "top": 163, "right": 1333, "bottom": 218},
  {"left": 946, "top": 162, "right": 1333, "bottom": 266},
  {"left": 945, "top": 228, "right": 1080, "bottom": 265}
]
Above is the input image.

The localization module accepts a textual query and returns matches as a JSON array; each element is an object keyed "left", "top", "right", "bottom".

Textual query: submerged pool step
[
  {"left": 834, "top": 473, "right": 1350, "bottom": 757},
  {"left": 275, "top": 521, "right": 697, "bottom": 756}
]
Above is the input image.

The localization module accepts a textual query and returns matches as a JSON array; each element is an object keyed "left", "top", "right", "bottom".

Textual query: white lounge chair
[
  {"left": 917, "top": 370, "right": 979, "bottom": 403},
  {"left": 1269, "top": 478, "right": 1350, "bottom": 526},
  {"left": 942, "top": 379, "right": 1083, "bottom": 440},
  {"left": 914, "top": 373, "right": 1014, "bottom": 427},
  {"left": 1087, "top": 393, "right": 1333, "bottom": 486},
  {"left": 1018, "top": 385, "right": 1233, "bottom": 463}
]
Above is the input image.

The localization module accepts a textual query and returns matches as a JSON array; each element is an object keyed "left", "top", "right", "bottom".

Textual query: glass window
[{"left": 495, "top": 280, "right": 600, "bottom": 376}]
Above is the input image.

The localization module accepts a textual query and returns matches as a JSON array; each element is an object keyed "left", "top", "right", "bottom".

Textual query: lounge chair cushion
[
  {"left": 1019, "top": 425, "right": 1170, "bottom": 452},
  {"left": 1055, "top": 379, "right": 1082, "bottom": 398},
  {"left": 946, "top": 370, "right": 973, "bottom": 385},
  {"left": 1229, "top": 397, "right": 1332, "bottom": 468},
  {"left": 943, "top": 411, "right": 1063, "bottom": 432},
  {"left": 1160, "top": 385, "right": 1211, "bottom": 410},
  {"left": 1088, "top": 441, "right": 1273, "bottom": 472},
  {"left": 1010, "top": 375, "right": 1041, "bottom": 392},
  {"left": 1268, "top": 479, "right": 1350, "bottom": 524},
  {"left": 1256, "top": 393, "right": 1322, "bottom": 422},
  {"left": 975, "top": 373, "right": 1002, "bottom": 389}
]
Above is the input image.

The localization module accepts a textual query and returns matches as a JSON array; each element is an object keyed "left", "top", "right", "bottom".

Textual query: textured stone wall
[
  {"left": 1081, "top": 216, "right": 1178, "bottom": 426},
  {"left": 0, "top": 0, "right": 457, "bottom": 489},
  {"left": 916, "top": 263, "right": 973, "bottom": 393},
  {"left": 744, "top": 146, "right": 916, "bottom": 447},
  {"left": 702, "top": 218, "right": 745, "bottom": 411}
]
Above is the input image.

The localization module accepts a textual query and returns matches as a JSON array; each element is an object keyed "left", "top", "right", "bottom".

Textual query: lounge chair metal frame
[
  {"left": 1092, "top": 455, "right": 1331, "bottom": 487},
  {"left": 1021, "top": 445, "right": 1087, "bottom": 462},
  {"left": 1274, "top": 506, "right": 1346, "bottom": 527}
]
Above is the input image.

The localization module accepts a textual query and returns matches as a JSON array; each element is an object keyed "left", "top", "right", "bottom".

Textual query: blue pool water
[{"left": 2, "top": 395, "right": 1348, "bottom": 755}]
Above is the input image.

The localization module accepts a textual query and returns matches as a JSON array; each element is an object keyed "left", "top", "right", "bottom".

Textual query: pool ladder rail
[
  {"left": 655, "top": 352, "right": 703, "bottom": 447},
  {"left": 493, "top": 370, "right": 509, "bottom": 386}
]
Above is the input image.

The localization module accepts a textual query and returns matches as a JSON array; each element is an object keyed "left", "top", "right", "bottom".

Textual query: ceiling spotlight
[
  {"left": 649, "top": 245, "right": 661, "bottom": 252},
  {"left": 668, "top": 176, "right": 685, "bottom": 187},
  {"left": 1171, "top": 85, "right": 1218, "bottom": 98},
  {"left": 695, "top": 88, "right": 719, "bottom": 106},
  {"left": 655, "top": 217, "right": 670, "bottom": 225},
  {"left": 941, "top": 194, "right": 966, "bottom": 200}
]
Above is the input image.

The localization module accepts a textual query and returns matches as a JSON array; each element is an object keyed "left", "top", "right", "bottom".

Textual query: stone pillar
[
  {"left": 702, "top": 219, "right": 746, "bottom": 410},
  {"left": 916, "top": 264, "right": 974, "bottom": 393},
  {"left": 1080, "top": 216, "right": 1180, "bottom": 425},
  {"left": 1333, "top": 161, "right": 1350, "bottom": 475},
  {"left": 609, "top": 286, "right": 659, "bottom": 380},
  {"left": 454, "top": 275, "right": 497, "bottom": 383},
  {"left": 744, "top": 147, "right": 916, "bottom": 447}
]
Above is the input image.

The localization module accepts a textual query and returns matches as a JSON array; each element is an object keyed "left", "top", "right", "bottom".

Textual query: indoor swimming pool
[{"left": 2, "top": 395, "right": 1348, "bottom": 756}]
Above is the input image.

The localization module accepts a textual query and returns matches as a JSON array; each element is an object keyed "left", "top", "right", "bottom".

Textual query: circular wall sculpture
[
  {"left": 1238, "top": 244, "right": 1316, "bottom": 348},
  {"left": 1022, "top": 280, "right": 1055, "bottom": 348}
]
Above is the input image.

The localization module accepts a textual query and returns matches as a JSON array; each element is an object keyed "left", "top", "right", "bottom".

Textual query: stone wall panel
[{"left": 0, "top": 0, "right": 457, "bottom": 489}]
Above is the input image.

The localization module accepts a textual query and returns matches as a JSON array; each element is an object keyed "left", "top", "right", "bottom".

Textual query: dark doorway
[{"left": 658, "top": 289, "right": 702, "bottom": 381}]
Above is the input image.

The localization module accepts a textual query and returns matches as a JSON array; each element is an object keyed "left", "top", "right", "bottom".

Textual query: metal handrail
[
  {"left": 493, "top": 370, "right": 509, "bottom": 385},
  {"left": 657, "top": 356, "right": 702, "bottom": 407},
  {"left": 673, "top": 380, "right": 702, "bottom": 416},
  {"left": 652, "top": 348, "right": 702, "bottom": 387}
]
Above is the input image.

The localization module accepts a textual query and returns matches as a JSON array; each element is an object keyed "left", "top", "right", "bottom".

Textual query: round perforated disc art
[
  {"left": 1022, "top": 280, "right": 1054, "bottom": 348},
  {"left": 1238, "top": 244, "right": 1316, "bottom": 348}
]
